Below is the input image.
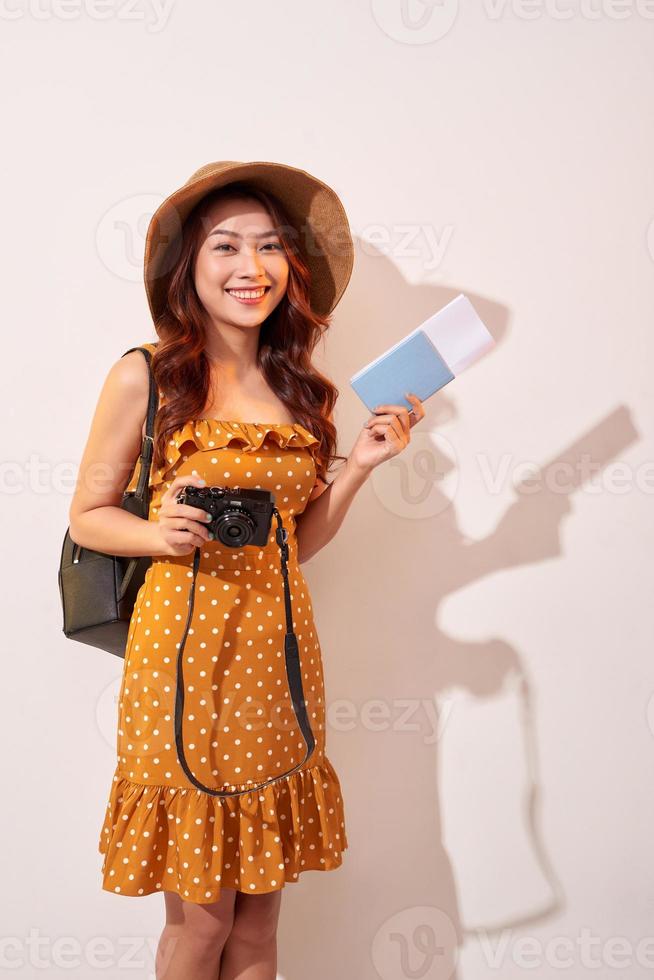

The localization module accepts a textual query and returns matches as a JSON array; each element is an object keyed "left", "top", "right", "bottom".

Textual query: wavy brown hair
[{"left": 147, "top": 181, "right": 346, "bottom": 487}]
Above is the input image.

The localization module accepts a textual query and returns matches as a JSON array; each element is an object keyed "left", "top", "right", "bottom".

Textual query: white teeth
[{"left": 227, "top": 288, "right": 267, "bottom": 299}]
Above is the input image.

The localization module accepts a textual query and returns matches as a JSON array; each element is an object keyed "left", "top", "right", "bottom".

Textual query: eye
[{"left": 212, "top": 242, "right": 283, "bottom": 253}]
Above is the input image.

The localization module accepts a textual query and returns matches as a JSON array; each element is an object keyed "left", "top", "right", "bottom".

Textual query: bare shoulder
[
  {"left": 104, "top": 346, "right": 153, "bottom": 433},
  {"left": 68, "top": 344, "right": 154, "bottom": 523},
  {"left": 109, "top": 346, "right": 151, "bottom": 398}
]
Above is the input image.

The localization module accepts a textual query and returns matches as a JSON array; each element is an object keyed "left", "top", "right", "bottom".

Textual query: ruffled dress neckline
[
  {"left": 190, "top": 418, "right": 304, "bottom": 428},
  {"left": 168, "top": 418, "right": 319, "bottom": 452},
  {"left": 155, "top": 418, "right": 321, "bottom": 487}
]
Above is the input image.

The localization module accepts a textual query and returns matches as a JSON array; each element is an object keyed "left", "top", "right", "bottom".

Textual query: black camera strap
[{"left": 173, "top": 507, "right": 316, "bottom": 797}]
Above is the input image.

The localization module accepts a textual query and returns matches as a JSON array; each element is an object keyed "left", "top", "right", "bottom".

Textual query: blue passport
[{"left": 349, "top": 293, "right": 494, "bottom": 414}]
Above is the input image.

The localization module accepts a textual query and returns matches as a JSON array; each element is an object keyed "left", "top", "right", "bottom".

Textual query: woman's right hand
[{"left": 151, "top": 474, "right": 213, "bottom": 556}]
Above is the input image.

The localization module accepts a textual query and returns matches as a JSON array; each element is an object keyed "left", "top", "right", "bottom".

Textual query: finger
[
  {"left": 404, "top": 393, "right": 425, "bottom": 425},
  {"left": 365, "top": 411, "right": 402, "bottom": 426},
  {"left": 370, "top": 403, "right": 412, "bottom": 436},
  {"left": 366, "top": 411, "right": 410, "bottom": 439},
  {"left": 171, "top": 503, "right": 213, "bottom": 524},
  {"left": 165, "top": 517, "right": 212, "bottom": 539},
  {"left": 168, "top": 473, "right": 206, "bottom": 488},
  {"left": 171, "top": 531, "right": 206, "bottom": 549},
  {"left": 388, "top": 414, "right": 406, "bottom": 442},
  {"left": 371, "top": 402, "right": 413, "bottom": 417},
  {"left": 366, "top": 415, "right": 407, "bottom": 444},
  {"left": 161, "top": 474, "right": 206, "bottom": 502},
  {"left": 158, "top": 503, "right": 210, "bottom": 527}
]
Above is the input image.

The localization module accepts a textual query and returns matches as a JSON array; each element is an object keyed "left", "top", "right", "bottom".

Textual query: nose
[{"left": 236, "top": 246, "right": 268, "bottom": 282}]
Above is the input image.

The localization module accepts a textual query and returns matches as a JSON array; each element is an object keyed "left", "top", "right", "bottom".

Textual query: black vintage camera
[{"left": 176, "top": 485, "right": 275, "bottom": 548}]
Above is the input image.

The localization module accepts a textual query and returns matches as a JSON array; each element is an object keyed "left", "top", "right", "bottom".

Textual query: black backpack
[{"left": 58, "top": 346, "right": 158, "bottom": 657}]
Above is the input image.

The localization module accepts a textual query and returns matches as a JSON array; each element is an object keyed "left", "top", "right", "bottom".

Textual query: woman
[{"left": 69, "top": 161, "right": 424, "bottom": 979}]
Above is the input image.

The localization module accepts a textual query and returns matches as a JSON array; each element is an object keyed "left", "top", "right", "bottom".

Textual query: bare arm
[
  {"left": 295, "top": 393, "right": 429, "bottom": 564},
  {"left": 68, "top": 349, "right": 162, "bottom": 557},
  {"left": 295, "top": 456, "right": 371, "bottom": 564}
]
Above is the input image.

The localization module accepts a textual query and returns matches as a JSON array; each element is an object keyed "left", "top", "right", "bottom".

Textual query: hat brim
[{"left": 144, "top": 160, "right": 354, "bottom": 322}]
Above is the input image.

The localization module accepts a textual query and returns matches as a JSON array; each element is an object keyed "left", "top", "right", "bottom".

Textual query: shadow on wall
[{"left": 277, "top": 236, "right": 638, "bottom": 980}]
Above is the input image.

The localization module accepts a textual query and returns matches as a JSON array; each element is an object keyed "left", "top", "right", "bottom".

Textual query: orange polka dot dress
[{"left": 98, "top": 345, "right": 348, "bottom": 903}]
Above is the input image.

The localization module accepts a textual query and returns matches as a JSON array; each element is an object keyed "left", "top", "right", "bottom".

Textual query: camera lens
[{"left": 215, "top": 509, "right": 256, "bottom": 547}]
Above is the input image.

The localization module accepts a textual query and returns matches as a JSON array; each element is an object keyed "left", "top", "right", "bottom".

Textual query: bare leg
[
  {"left": 155, "top": 888, "right": 237, "bottom": 980},
  {"left": 218, "top": 889, "right": 283, "bottom": 980}
]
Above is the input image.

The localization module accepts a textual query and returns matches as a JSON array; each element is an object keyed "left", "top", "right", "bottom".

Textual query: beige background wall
[{"left": 2, "top": 1, "right": 653, "bottom": 977}]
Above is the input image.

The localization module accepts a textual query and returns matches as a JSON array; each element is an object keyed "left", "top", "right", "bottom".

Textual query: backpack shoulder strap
[{"left": 121, "top": 344, "right": 159, "bottom": 499}]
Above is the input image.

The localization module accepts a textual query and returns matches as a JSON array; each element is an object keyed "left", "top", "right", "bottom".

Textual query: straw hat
[{"left": 144, "top": 160, "right": 354, "bottom": 323}]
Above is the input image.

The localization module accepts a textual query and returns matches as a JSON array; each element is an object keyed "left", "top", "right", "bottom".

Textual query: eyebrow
[{"left": 208, "top": 228, "right": 280, "bottom": 239}]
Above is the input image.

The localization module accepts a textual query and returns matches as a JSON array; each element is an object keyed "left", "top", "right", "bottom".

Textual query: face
[{"left": 193, "top": 196, "right": 290, "bottom": 329}]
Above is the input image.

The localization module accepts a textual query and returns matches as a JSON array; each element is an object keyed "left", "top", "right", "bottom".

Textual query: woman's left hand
[{"left": 348, "top": 392, "right": 426, "bottom": 475}]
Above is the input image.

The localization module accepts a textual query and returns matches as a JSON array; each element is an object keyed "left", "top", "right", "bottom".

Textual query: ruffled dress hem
[{"left": 98, "top": 757, "right": 348, "bottom": 903}]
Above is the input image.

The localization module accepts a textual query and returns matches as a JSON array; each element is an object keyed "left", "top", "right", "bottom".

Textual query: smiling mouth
[{"left": 225, "top": 286, "right": 271, "bottom": 300}]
